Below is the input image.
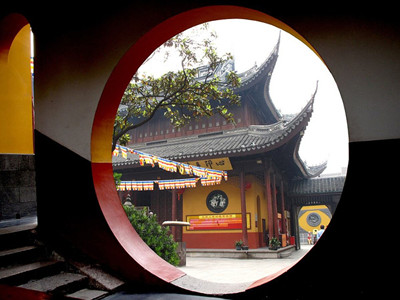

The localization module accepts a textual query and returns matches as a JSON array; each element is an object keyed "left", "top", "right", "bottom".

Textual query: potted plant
[
  {"left": 268, "top": 237, "right": 281, "bottom": 250},
  {"left": 235, "top": 240, "right": 243, "bottom": 250}
]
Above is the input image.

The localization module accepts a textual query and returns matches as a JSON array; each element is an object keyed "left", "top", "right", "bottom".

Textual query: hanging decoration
[
  {"left": 112, "top": 145, "right": 120, "bottom": 157},
  {"left": 157, "top": 157, "right": 178, "bottom": 173},
  {"left": 157, "top": 178, "right": 199, "bottom": 190},
  {"left": 200, "top": 178, "right": 222, "bottom": 186},
  {"left": 114, "top": 144, "right": 228, "bottom": 191}
]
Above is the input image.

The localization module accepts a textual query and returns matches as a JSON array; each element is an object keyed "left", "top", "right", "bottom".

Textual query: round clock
[{"left": 206, "top": 190, "right": 228, "bottom": 213}]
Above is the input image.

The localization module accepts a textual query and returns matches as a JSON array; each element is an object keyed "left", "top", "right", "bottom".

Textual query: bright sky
[{"left": 137, "top": 20, "right": 349, "bottom": 175}]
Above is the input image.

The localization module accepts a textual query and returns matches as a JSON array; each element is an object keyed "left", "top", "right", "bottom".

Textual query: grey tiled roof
[
  {"left": 112, "top": 35, "right": 325, "bottom": 179},
  {"left": 289, "top": 176, "right": 346, "bottom": 195},
  {"left": 112, "top": 96, "right": 314, "bottom": 168},
  {"left": 113, "top": 126, "right": 280, "bottom": 164}
]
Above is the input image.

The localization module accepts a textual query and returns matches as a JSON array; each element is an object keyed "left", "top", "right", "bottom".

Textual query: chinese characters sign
[
  {"left": 186, "top": 213, "right": 251, "bottom": 231},
  {"left": 187, "top": 157, "right": 232, "bottom": 171}
]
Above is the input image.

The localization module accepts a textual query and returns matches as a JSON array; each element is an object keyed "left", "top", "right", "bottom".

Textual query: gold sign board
[{"left": 187, "top": 157, "right": 232, "bottom": 171}]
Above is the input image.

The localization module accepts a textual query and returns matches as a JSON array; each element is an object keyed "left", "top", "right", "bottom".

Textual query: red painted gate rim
[{"left": 90, "top": 5, "right": 321, "bottom": 295}]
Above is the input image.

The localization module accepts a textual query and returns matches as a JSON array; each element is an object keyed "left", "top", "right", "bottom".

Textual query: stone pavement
[{"left": 178, "top": 245, "right": 313, "bottom": 284}]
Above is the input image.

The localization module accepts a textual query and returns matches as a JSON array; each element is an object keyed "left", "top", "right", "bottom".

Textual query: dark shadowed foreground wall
[{"left": 1, "top": 2, "right": 399, "bottom": 298}]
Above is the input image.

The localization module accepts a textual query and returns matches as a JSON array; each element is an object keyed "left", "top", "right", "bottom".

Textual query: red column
[
  {"left": 240, "top": 169, "right": 249, "bottom": 247},
  {"left": 264, "top": 162, "right": 274, "bottom": 239},
  {"left": 171, "top": 189, "right": 177, "bottom": 220},
  {"left": 280, "top": 180, "right": 287, "bottom": 235},
  {"left": 271, "top": 173, "right": 279, "bottom": 238},
  {"left": 171, "top": 189, "right": 177, "bottom": 239}
]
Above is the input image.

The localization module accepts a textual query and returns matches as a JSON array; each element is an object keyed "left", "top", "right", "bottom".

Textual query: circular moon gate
[{"left": 90, "top": 5, "right": 330, "bottom": 296}]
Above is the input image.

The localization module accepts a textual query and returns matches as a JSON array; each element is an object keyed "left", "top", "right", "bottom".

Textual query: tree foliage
[
  {"left": 113, "top": 172, "right": 122, "bottom": 188},
  {"left": 123, "top": 205, "right": 180, "bottom": 266},
  {"left": 113, "top": 24, "right": 241, "bottom": 149}
]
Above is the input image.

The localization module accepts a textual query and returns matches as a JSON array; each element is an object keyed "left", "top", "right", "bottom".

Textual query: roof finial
[
  {"left": 313, "top": 80, "right": 319, "bottom": 98},
  {"left": 276, "top": 30, "right": 282, "bottom": 52}
]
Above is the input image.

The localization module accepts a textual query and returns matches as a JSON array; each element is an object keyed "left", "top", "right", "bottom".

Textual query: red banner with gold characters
[{"left": 186, "top": 213, "right": 251, "bottom": 231}]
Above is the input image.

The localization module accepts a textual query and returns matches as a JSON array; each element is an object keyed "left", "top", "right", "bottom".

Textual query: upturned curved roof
[
  {"left": 113, "top": 33, "right": 326, "bottom": 179},
  {"left": 235, "top": 33, "right": 281, "bottom": 123},
  {"left": 113, "top": 87, "right": 320, "bottom": 175}
]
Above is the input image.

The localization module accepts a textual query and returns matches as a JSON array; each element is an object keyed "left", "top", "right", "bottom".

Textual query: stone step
[
  {"left": 18, "top": 272, "right": 88, "bottom": 294},
  {"left": 0, "top": 245, "right": 46, "bottom": 268},
  {"left": 74, "top": 265, "right": 124, "bottom": 291},
  {"left": 186, "top": 245, "right": 296, "bottom": 259},
  {"left": 0, "top": 223, "right": 37, "bottom": 251},
  {"left": 67, "top": 288, "right": 109, "bottom": 300},
  {"left": 0, "top": 260, "right": 63, "bottom": 285},
  {"left": 0, "top": 221, "right": 37, "bottom": 235}
]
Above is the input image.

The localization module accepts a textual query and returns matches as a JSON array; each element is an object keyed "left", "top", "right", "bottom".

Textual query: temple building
[{"left": 112, "top": 37, "right": 327, "bottom": 249}]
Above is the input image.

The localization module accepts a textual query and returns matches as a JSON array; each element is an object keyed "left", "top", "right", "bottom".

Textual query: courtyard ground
[{"left": 178, "top": 245, "right": 313, "bottom": 284}]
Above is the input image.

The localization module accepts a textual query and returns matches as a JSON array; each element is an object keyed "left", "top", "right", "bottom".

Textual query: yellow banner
[{"left": 187, "top": 157, "right": 232, "bottom": 171}]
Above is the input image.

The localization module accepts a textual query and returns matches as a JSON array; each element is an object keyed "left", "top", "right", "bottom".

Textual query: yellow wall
[
  {"left": 183, "top": 174, "right": 269, "bottom": 234},
  {"left": 0, "top": 24, "right": 34, "bottom": 154}
]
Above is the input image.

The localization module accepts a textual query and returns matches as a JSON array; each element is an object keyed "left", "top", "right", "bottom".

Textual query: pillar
[
  {"left": 291, "top": 205, "right": 302, "bottom": 250},
  {"left": 280, "top": 180, "right": 287, "bottom": 235},
  {"left": 171, "top": 189, "right": 177, "bottom": 239},
  {"left": 240, "top": 169, "right": 249, "bottom": 247},
  {"left": 271, "top": 173, "right": 279, "bottom": 238},
  {"left": 264, "top": 161, "right": 274, "bottom": 240}
]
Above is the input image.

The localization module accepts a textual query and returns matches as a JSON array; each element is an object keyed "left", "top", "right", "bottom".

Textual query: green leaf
[{"left": 123, "top": 205, "right": 180, "bottom": 266}]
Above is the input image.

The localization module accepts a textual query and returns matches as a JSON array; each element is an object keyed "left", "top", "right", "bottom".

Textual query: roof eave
[
  {"left": 291, "top": 82, "right": 327, "bottom": 179},
  {"left": 235, "top": 34, "right": 281, "bottom": 123}
]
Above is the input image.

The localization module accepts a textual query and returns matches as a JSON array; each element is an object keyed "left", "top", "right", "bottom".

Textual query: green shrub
[
  {"left": 123, "top": 205, "right": 180, "bottom": 266},
  {"left": 113, "top": 172, "right": 122, "bottom": 188}
]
